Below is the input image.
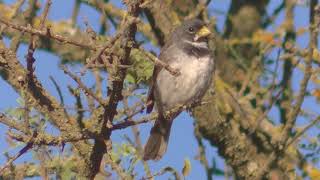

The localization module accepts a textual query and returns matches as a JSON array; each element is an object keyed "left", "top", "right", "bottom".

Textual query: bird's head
[{"left": 172, "top": 19, "right": 212, "bottom": 49}]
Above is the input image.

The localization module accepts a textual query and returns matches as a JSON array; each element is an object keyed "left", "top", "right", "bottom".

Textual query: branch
[
  {"left": 286, "top": 116, "right": 320, "bottom": 148},
  {"left": 81, "top": 0, "right": 144, "bottom": 178},
  {"left": 0, "top": 112, "right": 28, "bottom": 133},
  {"left": 139, "top": 47, "right": 180, "bottom": 76},
  {"left": 61, "top": 65, "right": 106, "bottom": 106},
  {"left": 7, "top": 130, "right": 93, "bottom": 146},
  {"left": 111, "top": 113, "right": 156, "bottom": 130},
  {"left": 280, "top": 4, "right": 320, "bottom": 147},
  {"left": 112, "top": 100, "right": 209, "bottom": 130},
  {"left": 0, "top": 18, "right": 96, "bottom": 50},
  {"left": 0, "top": 17, "right": 180, "bottom": 77},
  {"left": 0, "top": 132, "right": 36, "bottom": 174},
  {"left": 145, "top": 166, "right": 181, "bottom": 180}
]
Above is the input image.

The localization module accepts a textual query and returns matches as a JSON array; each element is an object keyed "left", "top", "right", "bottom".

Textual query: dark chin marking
[{"left": 183, "top": 44, "right": 210, "bottom": 58}]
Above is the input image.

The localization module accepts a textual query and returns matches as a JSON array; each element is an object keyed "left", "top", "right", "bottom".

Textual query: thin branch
[
  {"left": 286, "top": 116, "right": 320, "bottom": 148},
  {"left": 112, "top": 101, "right": 209, "bottom": 131},
  {"left": 49, "top": 76, "right": 65, "bottom": 106},
  {"left": 61, "top": 65, "right": 106, "bottom": 106},
  {"left": 71, "top": 0, "right": 81, "bottom": 25},
  {"left": 39, "top": 0, "right": 52, "bottom": 29},
  {"left": 280, "top": 4, "right": 320, "bottom": 146},
  {"left": 49, "top": 75, "right": 71, "bottom": 121},
  {"left": 145, "top": 166, "right": 181, "bottom": 180},
  {"left": 6, "top": 129, "right": 99, "bottom": 146},
  {"left": 0, "top": 113, "right": 27, "bottom": 133},
  {"left": 238, "top": 59, "right": 259, "bottom": 96},
  {"left": 0, "top": 18, "right": 96, "bottom": 50},
  {"left": 0, "top": 18, "right": 180, "bottom": 77},
  {"left": 254, "top": 59, "right": 301, "bottom": 132},
  {"left": 85, "top": 63, "right": 132, "bottom": 69},
  {"left": 194, "top": 126, "right": 212, "bottom": 180},
  {"left": 9, "top": 0, "right": 37, "bottom": 52},
  {"left": 96, "top": 0, "right": 108, "bottom": 34},
  {"left": 111, "top": 113, "right": 156, "bottom": 131},
  {"left": 0, "top": 132, "right": 36, "bottom": 174},
  {"left": 11, "top": 0, "right": 26, "bottom": 19},
  {"left": 139, "top": 47, "right": 181, "bottom": 76},
  {"left": 105, "top": 153, "right": 130, "bottom": 180}
]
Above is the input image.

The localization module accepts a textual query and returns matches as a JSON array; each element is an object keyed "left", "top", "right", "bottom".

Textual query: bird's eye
[{"left": 188, "top": 27, "right": 194, "bottom": 32}]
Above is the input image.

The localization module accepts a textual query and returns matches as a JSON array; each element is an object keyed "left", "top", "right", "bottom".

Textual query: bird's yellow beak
[
  {"left": 194, "top": 26, "right": 211, "bottom": 41},
  {"left": 196, "top": 26, "right": 211, "bottom": 38}
]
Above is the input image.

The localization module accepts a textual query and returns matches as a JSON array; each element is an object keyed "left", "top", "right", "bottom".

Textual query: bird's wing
[{"left": 146, "top": 44, "right": 173, "bottom": 113}]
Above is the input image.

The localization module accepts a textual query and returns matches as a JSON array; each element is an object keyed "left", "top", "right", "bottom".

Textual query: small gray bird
[{"left": 143, "top": 19, "right": 215, "bottom": 161}]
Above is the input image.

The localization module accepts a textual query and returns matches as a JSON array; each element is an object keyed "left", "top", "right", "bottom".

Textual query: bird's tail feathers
[{"left": 143, "top": 117, "right": 172, "bottom": 161}]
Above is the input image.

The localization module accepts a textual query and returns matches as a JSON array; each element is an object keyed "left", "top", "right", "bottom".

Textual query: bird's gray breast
[{"left": 155, "top": 50, "right": 214, "bottom": 112}]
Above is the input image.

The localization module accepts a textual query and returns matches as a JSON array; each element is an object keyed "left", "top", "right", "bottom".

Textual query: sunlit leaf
[{"left": 182, "top": 158, "right": 191, "bottom": 177}]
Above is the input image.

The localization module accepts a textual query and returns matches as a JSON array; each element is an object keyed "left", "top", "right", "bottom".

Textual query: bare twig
[
  {"left": 0, "top": 18, "right": 180, "bottom": 77},
  {"left": 0, "top": 132, "right": 36, "bottom": 174},
  {"left": 139, "top": 47, "right": 181, "bottom": 76},
  {"left": 280, "top": 4, "right": 320, "bottom": 146},
  {"left": 194, "top": 126, "right": 212, "bottom": 180},
  {"left": 61, "top": 65, "right": 106, "bottom": 106},
  {"left": 286, "top": 116, "right": 320, "bottom": 148},
  {"left": 145, "top": 166, "right": 181, "bottom": 180},
  {"left": 39, "top": 0, "right": 52, "bottom": 29},
  {"left": 49, "top": 75, "right": 71, "bottom": 121},
  {"left": 111, "top": 113, "right": 156, "bottom": 130},
  {"left": 49, "top": 76, "right": 65, "bottom": 106},
  {"left": 0, "top": 18, "right": 96, "bottom": 50},
  {"left": 0, "top": 113, "right": 27, "bottom": 133},
  {"left": 255, "top": 59, "right": 300, "bottom": 132},
  {"left": 68, "top": 86, "right": 85, "bottom": 127},
  {"left": 105, "top": 153, "right": 130, "bottom": 180},
  {"left": 7, "top": 130, "right": 93, "bottom": 146},
  {"left": 9, "top": 0, "right": 37, "bottom": 52},
  {"left": 26, "top": 0, "right": 52, "bottom": 75},
  {"left": 112, "top": 100, "right": 209, "bottom": 131},
  {"left": 238, "top": 59, "right": 259, "bottom": 96},
  {"left": 71, "top": 0, "right": 81, "bottom": 25},
  {"left": 11, "top": 0, "right": 26, "bottom": 19}
]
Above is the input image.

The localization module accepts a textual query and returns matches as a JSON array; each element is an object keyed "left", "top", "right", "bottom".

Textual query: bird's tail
[{"left": 143, "top": 116, "right": 172, "bottom": 161}]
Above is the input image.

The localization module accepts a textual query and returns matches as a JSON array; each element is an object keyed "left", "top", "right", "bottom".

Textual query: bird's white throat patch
[{"left": 184, "top": 40, "right": 208, "bottom": 49}]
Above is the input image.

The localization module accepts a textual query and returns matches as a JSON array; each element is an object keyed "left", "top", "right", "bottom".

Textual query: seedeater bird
[{"left": 143, "top": 19, "right": 215, "bottom": 161}]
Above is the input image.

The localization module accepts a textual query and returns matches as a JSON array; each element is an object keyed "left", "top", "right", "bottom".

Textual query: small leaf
[
  {"left": 125, "top": 74, "right": 136, "bottom": 84},
  {"left": 303, "top": 164, "right": 320, "bottom": 180},
  {"left": 182, "top": 158, "right": 191, "bottom": 177},
  {"left": 312, "top": 49, "right": 320, "bottom": 62},
  {"left": 252, "top": 30, "right": 275, "bottom": 44}
]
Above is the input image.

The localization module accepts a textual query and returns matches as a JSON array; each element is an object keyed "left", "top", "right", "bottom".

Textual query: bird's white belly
[{"left": 156, "top": 55, "right": 213, "bottom": 111}]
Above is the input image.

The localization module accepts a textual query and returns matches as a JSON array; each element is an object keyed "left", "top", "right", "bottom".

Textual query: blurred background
[{"left": 0, "top": 0, "right": 320, "bottom": 179}]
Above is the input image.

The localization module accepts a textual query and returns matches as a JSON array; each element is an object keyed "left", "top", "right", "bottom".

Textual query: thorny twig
[
  {"left": 0, "top": 18, "right": 96, "bottom": 50},
  {"left": 0, "top": 17, "right": 181, "bottom": 77},
  {"left": 286, "top": 116, "right": 320, "bottom": 148},
  {"left": 145, "top": 166, "right": 181, "bottom": 180},
  {"left": 254, "top": 59, "right": 301, "bottom": 132},
  {"left": 112, "top": 100, "right": 209, "bottom": 131},
  {"left": 139, "top": 47, "right": 181, "bottom": 76},
  {"left": 61, "top": 65, "right": 106, "bottom": 106},
  {"left": 280, "top": 4, "right": 320, "bottom": 147},
  {"left": 0, "top": 132, "right": 37, "bottom": 174}
]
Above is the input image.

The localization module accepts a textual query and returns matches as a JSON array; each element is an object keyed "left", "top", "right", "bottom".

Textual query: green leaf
[
  {"left": 125, "top": 74, "right": 136, "bottom": 84},
  {"left": 182, "top": 158, "right": 191, "bottom": 177}
]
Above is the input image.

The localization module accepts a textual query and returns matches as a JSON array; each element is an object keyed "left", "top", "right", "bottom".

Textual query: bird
[{"left": 143, "top": 19, "right": 215, "bottom": 161}]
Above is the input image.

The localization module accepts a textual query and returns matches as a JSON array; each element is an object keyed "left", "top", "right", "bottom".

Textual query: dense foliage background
[{"left": 0, "top": 0, "right": 320, "bottom": 179}]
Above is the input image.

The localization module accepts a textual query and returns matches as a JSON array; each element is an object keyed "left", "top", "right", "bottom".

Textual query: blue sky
[{"left": 0, "top": 0, "right": 318, "bottom": 179}]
